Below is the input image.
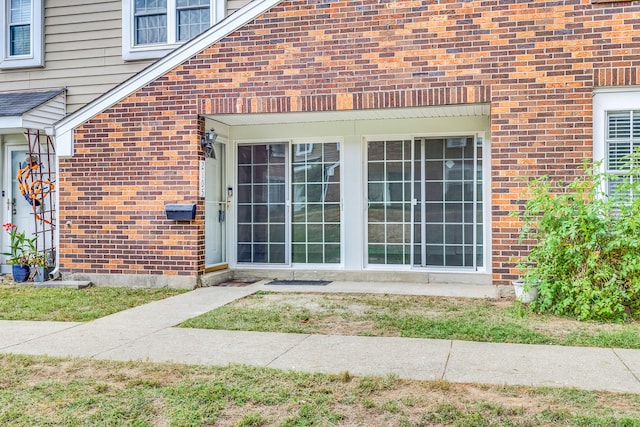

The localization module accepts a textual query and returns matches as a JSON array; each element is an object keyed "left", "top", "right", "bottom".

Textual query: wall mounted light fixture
[{"left": 201, "top": 128, "right": 217, "bottom": 159}]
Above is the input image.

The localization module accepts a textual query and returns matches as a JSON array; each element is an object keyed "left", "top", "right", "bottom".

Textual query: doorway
[
  {"left": 204, "top": 143, "right": 227, "bottom": 267},
  {"left": 366, "top": 136, "right": 484, "bottom": 269},
  {"left": 3, "top": 145, "right": 36, "bottom": 264}
]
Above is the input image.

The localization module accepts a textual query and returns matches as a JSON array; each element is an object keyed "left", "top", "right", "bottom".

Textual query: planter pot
[
  {"left": 512, "top": 279, "right": 538, "bottom": 303},
  {"left": 12, "top": 264, "right": 31, "bottom": 283},
  {"left": 34, "top": 266, "right": 53, "bottom": 282}
]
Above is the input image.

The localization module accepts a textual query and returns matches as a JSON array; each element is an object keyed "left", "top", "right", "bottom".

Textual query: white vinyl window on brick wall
[
  {"left": 593, "top": 89, "right": 640, "bottom": 198},
  {"left": 123, "top": 0, "right": 224, "bottom": 61},
  {"left": 605, "top": 110, "right": 640, "bottom": 197},
  {"left": 0, "top": 0, "right": 43, "bottom": 69}
]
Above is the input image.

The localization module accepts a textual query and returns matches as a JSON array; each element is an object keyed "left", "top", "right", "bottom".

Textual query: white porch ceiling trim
[{"left": 209, "top": 104, "right": 490, "bottom": 126}]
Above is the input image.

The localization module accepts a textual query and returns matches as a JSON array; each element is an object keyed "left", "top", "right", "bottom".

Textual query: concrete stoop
[
  {"left": 198, "top": 268, "right": 498, "bottom": 299},
  {"left": 32, "top": 280, "right": 93, "bottom": 289}
]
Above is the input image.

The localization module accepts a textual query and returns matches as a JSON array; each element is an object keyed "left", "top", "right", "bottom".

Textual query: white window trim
[
  {"left": 361, "top": 131, "right": 489, "bottom": 273},
  {"left": 593, "top": 88, "right": 640, "bottom": 173},
  {"left": 122, "top": 0, "right": 225, "bottom": 61},
  {"left": 0, "top": 0, "right": 44, "bottom": 69}
]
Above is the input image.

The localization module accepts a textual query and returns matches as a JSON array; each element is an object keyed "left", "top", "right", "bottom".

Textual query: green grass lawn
[
  {"left": 181, "top": 291, "right": 640, "bottom": 349},
  {"left": 1, "top": 353, "right": 640, "bottom": 426},
  {"left": 3, "top": 286, "right": 640, "bottom": 424},
  {"left": 0, "top": 283, "right": 186, "bottom": 322}
]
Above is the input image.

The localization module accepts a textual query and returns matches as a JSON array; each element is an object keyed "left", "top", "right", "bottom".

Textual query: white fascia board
[
  {"left": 0, "top": 117, "right": 22, "bottom": 129},
  {"left": 53, "top": 0, "right": 283, "bottom": 144},
  {"left": 56, "top": 129, "right": 73, "bottom": 158}
]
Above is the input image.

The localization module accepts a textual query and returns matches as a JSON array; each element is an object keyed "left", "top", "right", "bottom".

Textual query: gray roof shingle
[{"left": 0, "top": 89, "right": 66, "bottom": 117}]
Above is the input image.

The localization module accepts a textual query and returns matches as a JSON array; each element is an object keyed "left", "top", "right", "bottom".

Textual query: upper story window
[
  {"left": 123, "top": 0, "right": 221, "bottom": 61},
  {"left": 9, "top": 0, "right": 30, "bottom": 55},
  {"left": 0, "top": 0, "right": 44, "bottom": 69}
]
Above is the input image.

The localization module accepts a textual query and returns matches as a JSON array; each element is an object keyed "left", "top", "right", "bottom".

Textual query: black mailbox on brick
[{"left": 165, "top": 204, "right": 196, "bottom": 220}]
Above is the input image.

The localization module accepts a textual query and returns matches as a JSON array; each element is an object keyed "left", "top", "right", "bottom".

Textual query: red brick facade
[{"left": 61, "top": 0, "right": 640, "bottom": 284}]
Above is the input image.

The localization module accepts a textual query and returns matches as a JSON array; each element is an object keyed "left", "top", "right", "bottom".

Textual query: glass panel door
[
  {"left": 366, "top": 140, "right": 413, "bottom": 265},
  {"left": 205, "top": 144, "right": 226, "bottom": 265},
  {"left": 291, "top": 142, "right": 341, "bottom": 264},
  {"left": 237, "top": 144, "right": 287, "bottom": 264},
  {"left": 366, "top": 136, "right": 483, "bottom": 269},
  {"left": 414, "top": 137, "right": 482, "bottom": 268}
]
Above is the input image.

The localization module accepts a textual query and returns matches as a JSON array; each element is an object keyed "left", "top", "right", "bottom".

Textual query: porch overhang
[
  {"left": 0, "top": 89, "right": 66, "bottom": 134},
  {"left": 207, "top": 104, "right": 491, "bottom": 126}
]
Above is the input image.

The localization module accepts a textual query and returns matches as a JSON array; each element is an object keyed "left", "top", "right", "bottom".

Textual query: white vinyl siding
[
  {"left": 0, "top": 0, "right": 250, "bottom": 114},
  {"left": 227, "top": 0, "right": 250, "bottom": 13}
]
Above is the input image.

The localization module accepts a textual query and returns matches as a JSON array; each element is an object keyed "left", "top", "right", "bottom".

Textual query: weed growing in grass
[{"left": 237, "top": 412, "right": 269, "bottom": 426}]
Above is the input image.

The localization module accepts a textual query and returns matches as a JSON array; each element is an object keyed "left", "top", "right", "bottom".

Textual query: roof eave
[
  {"left": 54, "top": 0, "right": 283, "bottom": 157},
  {"left": 0, "top": 89, "right": 66, "bottom": 134}
]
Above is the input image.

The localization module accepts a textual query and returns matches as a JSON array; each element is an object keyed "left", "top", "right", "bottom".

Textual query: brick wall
[
  {"left": 61, "top": 0, "right": 640, "bottom": 283},
  {"left": 59, "top": 79, "right": 203, "bottom": 277}
]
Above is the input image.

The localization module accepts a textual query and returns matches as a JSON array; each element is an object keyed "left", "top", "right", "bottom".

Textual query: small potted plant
[
  {"left": 2, "top": 223, "right": 36, "bottom": 282},
  {"left": 31, "top": 251, "right": 54, "bottom": 282},
  {"left": 512, "top": 277, "right": 539, "bottom": 303}
]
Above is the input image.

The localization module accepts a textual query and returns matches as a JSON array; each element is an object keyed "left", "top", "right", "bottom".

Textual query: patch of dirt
[
  {"left": 307, "top": 316, "right": 391, "bottom": 336},
  {"left": 5, "top": 354, "right": 640, "bottom": 426},
  {"left": 232, "top": 292, "right": 640, "bottom": 343}
]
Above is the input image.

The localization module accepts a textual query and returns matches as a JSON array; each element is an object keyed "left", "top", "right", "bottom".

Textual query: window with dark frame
[{"left": 8, "top": 0, "right": 31, "bottom": 56}]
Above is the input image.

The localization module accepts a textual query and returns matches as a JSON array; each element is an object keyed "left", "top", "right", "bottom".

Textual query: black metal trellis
[{"left": 22, "top": 129, "right": 56, "bottom": 265}]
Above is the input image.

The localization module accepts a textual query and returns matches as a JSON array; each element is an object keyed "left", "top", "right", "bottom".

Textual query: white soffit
[{"left": 209, "top": 104, "right": 490, "bottom": 126}]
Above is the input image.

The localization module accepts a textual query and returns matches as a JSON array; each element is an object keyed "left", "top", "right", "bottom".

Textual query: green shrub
[{"left": 516, "top": 158, "right": 640, "bottom": 321}]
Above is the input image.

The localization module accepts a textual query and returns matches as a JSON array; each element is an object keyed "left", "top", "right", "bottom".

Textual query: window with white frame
[
  {"left": 123, "top": 0, "right": 222, "bottom": 60},
  {"left": 0, "top": 0, "right": 44, "bottom": 69},
  {"left": 593, "top": 90, "right": 640, "bottom": 198},
  {"left": 605, "top": 110, "right": 640, "bottom": 197}
]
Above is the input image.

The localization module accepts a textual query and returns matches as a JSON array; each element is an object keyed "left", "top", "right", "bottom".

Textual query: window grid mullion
[{"left": 166, "top": 0, "right": 176, "bottom": 44}]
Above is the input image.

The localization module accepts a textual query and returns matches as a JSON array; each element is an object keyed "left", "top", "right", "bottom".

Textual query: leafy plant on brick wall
[{"left": 515, "top": 156, "right": 640, "bottom": 322}]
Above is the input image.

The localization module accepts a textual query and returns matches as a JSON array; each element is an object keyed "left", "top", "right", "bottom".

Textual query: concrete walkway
[{"left": 1, "top": 281, "right": 640, "bottom": 394}]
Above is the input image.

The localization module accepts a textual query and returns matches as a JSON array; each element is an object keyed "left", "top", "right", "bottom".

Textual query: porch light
[{"left": 201, "top": 128, "right": 217, "bottom": 159}]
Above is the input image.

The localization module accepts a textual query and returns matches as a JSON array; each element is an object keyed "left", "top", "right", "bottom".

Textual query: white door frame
[
  {"left": 2, "top": 140, "right": 31, "bottom": 270},
  {"left": 204, "top": 142, "right": 228, "bottom": 269}
]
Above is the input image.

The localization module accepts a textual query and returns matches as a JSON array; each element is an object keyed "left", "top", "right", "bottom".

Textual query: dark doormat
[
  {"left": 215, "top": 279, "right": 259, "bottom": 287},
  {"left": 266, "top": 280, "right": 332, "bottom": 286}
]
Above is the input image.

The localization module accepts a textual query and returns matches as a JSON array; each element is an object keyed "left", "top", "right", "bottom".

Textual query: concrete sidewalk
[{"left": 1, "top": 281, "right": 640, "bottom": 394}]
